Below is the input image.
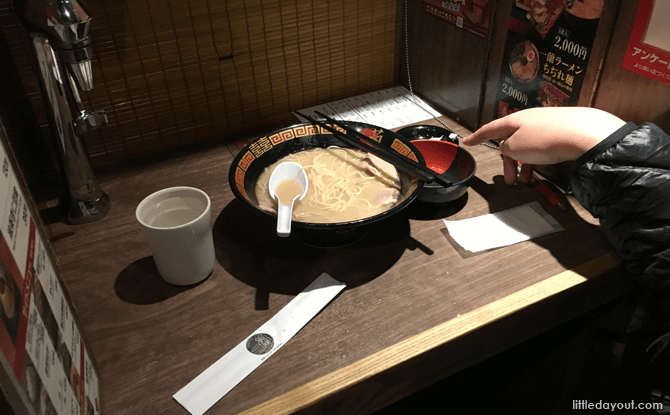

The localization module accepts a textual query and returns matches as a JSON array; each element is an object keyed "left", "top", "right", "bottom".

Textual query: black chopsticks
[{"left": 294, "top": 110, "right": 453, "bottom": 187}]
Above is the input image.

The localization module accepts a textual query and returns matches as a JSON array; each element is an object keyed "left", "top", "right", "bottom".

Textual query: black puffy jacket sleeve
[{"left": 570, "top": 122, "right": 670, "bottom": 322}]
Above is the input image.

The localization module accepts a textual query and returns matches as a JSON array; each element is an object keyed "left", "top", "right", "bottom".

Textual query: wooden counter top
[{"left": 45, "top": 117, "right": 628, "bottom": 414}]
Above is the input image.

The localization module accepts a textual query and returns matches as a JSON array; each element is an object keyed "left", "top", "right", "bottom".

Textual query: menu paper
[
  {"left": 444, "top": 202, "right": 563, "bottom": 253},
  {"left": 295, "top": 86, "right": 442, "bottom": 129},
  {"left": 173, "top": 273, "right": 346, "bottom": 415}
]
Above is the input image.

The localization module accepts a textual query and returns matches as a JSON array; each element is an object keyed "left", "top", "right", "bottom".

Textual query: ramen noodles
[{"left": 255, "top": 146, "right": 401, "bottom": 223}]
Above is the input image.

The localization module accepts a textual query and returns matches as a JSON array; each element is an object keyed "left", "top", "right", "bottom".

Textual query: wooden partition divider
[{"left": 0, "top": 0, "right": 399, "bottom": 170}]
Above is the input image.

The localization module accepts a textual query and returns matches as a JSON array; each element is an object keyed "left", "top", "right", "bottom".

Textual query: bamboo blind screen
[{"left": 0, "top": 0, "right": 398, "bottom": 167}]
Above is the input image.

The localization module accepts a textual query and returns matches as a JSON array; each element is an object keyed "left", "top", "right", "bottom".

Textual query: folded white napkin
[{"left": 444, "top": 202, "right": 563, "bottom": 253}]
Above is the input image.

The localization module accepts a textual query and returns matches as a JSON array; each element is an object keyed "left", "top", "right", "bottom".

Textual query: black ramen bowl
[
  {"left": 228, "top": 121, "right": 426, "bottom": 244},
  {"left": 410, "top": 140, "right": 477, "bottom": 204}
]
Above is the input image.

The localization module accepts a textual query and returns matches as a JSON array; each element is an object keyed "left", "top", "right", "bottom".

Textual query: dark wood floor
[{"left": 375, "top": 294, "right": 670, "bottom": 415}]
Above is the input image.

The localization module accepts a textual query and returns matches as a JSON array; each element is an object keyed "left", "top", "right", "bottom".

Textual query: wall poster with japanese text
[
  {"left": 495, "top": 0, "right": 604, "bottom": 117},
  {"left": 0, "top": 137, "right": 101, "bottom": 414}
]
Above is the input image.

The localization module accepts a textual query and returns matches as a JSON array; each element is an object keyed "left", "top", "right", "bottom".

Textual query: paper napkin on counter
[
  {"left": 174, "top": 273, "right": 346, "bottom": 415},
  {"left": 443, "top": 202, "right": 563, "bottom": 253}
]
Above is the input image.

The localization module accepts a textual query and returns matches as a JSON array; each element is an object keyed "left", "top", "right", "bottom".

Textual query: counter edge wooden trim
[{"left": 241, "top": 252, "right": 621, "bottom": 415}]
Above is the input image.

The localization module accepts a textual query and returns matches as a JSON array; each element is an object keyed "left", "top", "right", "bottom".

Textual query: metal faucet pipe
[{"left": 14, "top": 0, "right": 110, "bottom": 224}]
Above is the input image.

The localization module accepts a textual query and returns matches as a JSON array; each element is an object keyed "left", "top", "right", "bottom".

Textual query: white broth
[{"left": 255, "top": 146, "right": 401, "bottom": 223}]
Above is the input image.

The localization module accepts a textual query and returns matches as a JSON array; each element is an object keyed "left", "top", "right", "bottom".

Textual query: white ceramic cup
[{"left": 135, "top": 186, "right": 215, "bottom": 285}]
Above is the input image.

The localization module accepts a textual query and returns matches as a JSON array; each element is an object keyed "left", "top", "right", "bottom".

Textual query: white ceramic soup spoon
[{"left": 268, "top": 161, "right": 309, "bottom": 237}]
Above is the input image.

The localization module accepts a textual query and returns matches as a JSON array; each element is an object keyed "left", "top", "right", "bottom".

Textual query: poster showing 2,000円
[{"left": 496, "top": 0, "right": 604, "bottom": 118}]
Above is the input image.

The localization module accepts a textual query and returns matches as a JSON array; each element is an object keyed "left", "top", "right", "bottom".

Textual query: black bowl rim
[
  {"left": 228, "top": 121, "right": 427, "bottom": 229},
  {"left": 396, "top": 124, "right": 459, "bottom": 144}
]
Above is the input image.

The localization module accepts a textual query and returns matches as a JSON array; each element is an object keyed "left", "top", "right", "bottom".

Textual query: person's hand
[{"left": 462, "top": 107, "right": 626, "bottom": 185}]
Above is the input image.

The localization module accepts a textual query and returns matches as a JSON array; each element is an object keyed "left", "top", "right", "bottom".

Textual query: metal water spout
[{"left": 14, "top": 0, "right": 110, "bottom": 224}]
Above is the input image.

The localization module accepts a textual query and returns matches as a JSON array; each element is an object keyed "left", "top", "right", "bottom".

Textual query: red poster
[
  {"left": 0, "top": 221, "right": 35, "bottom": 379},
  {"left": 422, "top": 0, "right": 493, "bottom": 38},
  {"left": 622, "top": 0, "right": 670, "bottom": 86},
  {"left": 0, "top": 233, "right": 23, "bottom": 368}
]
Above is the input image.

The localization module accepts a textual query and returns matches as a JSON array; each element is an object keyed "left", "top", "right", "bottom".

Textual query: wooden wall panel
[
  {"left": 396, "top": 0, "right": 492, "bottom": 131},
  {"left": 0, "top": 0, "right": 399, "bottom": 171}
]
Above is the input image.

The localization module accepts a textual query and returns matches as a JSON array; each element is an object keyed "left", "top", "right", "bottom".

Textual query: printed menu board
[
  {"left": 494, "top": 0, "right": 604, "bottom": 117},
  {"left": 0, "top": 139, "right": 101, "bottom": 415}
]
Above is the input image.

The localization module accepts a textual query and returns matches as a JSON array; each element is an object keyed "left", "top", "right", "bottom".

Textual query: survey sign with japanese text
[{"left": 622, "top": 0, "right": 670, "bottom": 86}]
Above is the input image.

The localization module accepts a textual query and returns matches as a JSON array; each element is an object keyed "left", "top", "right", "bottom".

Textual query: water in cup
[
  {"left": 136, "top": 187, "right": 215, "bottom": 285},
  {"left": 150, "top": 207, "right": 202, "bottom": 227},
  {"left": 145, "top": 196, "right": 205, "bottom": 228}
]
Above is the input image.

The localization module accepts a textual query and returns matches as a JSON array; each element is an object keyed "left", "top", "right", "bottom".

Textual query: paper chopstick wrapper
[
  {"left": 173, "top": 272, "right": 346, "bottom": 415},
  {"left": 444, "top": 201, "right": 563, "bottom": 253}
]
